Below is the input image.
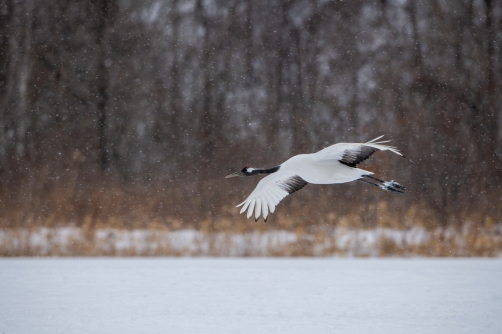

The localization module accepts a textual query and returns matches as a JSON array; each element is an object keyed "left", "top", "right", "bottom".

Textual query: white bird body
[
  {"left": 279, "top": 154, "right": 370, "bottom": 184},
  {"left": 226, "top": 136, "right": 405, "bottom": 222}
]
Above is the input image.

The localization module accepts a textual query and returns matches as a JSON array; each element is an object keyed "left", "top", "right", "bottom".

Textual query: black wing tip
[
  {"left": 283, "top": 175, "right": 309, "bottom": 194},
  {"left": 254, "top": 217, "right": 258, "bottom": 222},
  {"left": 340, "top": 146, "right": 379, "bottom": 167}
]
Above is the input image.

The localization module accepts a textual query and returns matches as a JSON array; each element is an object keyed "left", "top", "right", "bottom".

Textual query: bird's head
[{"left": 225, "top": 167, "right": 256, "bottom": 178}]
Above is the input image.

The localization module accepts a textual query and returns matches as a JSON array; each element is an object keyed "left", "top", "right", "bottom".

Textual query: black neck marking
[
  {"left": 249, "top": 166, "right": 280, "bottom": 176},
  {"left": 261, "top": 166, "right": 280, "bottom": 174}
]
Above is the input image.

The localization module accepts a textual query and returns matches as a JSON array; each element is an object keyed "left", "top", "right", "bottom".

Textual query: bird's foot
[
  {"left": 379, "top": 180, "right": 406, "bottom": 194},
  {"left": 388, "top": 180, "right": 406, "bottom": 191}
]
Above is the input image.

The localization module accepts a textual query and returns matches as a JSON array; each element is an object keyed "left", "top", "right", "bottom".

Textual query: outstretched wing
[
  {"left": 313, "top": 135, "right": 404, "bottom": 167},
  {"left": 236, "top": 171, "right": 308, "bottom": 222}
]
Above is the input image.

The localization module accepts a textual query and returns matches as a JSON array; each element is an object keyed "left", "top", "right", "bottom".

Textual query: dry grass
[
  {"left": 1, "top": 223, "right": 500, "bottom": 257},
  {"left": 1, "top": 175, "right": 500, "bottom": 257}
]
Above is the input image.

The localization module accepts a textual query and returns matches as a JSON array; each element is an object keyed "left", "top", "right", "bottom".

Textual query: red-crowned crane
[{"left": 225, "top": 136, "right": 406, "bottom": 222}]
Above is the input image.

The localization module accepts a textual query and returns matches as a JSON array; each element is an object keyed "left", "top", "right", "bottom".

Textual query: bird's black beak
[{"left": 225, "top": 171, "right": 243, "bottom": 178}]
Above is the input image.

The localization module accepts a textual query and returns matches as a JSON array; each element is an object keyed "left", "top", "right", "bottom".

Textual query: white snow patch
[
  {"left": 1, "top": 226, "right": 500, "bottom": 257},
  {"left": 0, "top": 258, "right": 501, "bottom": 333}
]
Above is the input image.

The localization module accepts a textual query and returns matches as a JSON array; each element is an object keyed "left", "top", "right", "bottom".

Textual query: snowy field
[
  {"left": 1, "top": 259, "right": 501, "bottom": 333},
  {"left": 2, "top": 226, "right": 501, "bottom": 256}
]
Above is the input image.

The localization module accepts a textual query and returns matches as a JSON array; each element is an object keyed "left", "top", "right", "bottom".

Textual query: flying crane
[{"left": 225, "top": 136, "right": 406, "bottom": 222}]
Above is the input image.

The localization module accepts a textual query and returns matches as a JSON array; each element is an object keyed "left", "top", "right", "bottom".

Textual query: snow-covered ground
[
  {"left": 1, "top": 259, "right": 501, "bottom": 333},
  {"left": 2, "top": 226, "right": 501, "bottom": 256}
]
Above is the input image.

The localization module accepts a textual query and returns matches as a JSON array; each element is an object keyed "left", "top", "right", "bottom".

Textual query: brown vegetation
[{"left": 1, "top": 222, "right": 501, "bottom": 257}]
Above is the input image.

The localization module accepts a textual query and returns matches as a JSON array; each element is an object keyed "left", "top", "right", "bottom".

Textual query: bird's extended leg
[
  {"left": 359, "top": 176, "right": 405, "bottom": 194},
  {"left": 359, "top": 179, "right": 381, "bottom": 188},
  {"left": 363, "top": 175, "right": 385, "bottom": 183},
  {"left": 362, "top": 175, "right": 406, "bottom": 191}
]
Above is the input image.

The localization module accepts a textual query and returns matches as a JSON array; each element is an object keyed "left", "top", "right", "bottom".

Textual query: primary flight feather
[{"left": 226, "top": 136, "right": 406, "bottom": 222}]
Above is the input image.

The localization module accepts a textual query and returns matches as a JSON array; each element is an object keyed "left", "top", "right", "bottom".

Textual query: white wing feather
[
  {"left": 237, "top": 171, "right": 307, "bottom": 222},
  {"left": 313, "top": 135, "right": 403, "bottom": 162}
]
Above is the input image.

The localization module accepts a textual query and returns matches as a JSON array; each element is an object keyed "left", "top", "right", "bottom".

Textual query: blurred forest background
[{"left": 1, "top": 0, "right": 502, "bottom": 256}]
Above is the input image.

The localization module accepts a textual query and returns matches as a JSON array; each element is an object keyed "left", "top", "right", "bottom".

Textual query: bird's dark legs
[
  {"left": 359, "top": 179, "right": 380, "bottom": 188},
  {"left": 363, "top": 175, "right": 385, "bottom": 183},
  {"left": 362, "top": 175, "right": 406, "bottom": 190},
  {"left": 360, "top": 175, "right": 406, "bottom": 194}
]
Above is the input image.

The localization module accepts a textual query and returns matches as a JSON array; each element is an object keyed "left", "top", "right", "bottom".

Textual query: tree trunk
[{"left": 93, "top": 0, "right": 116, "bottom": 170}]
